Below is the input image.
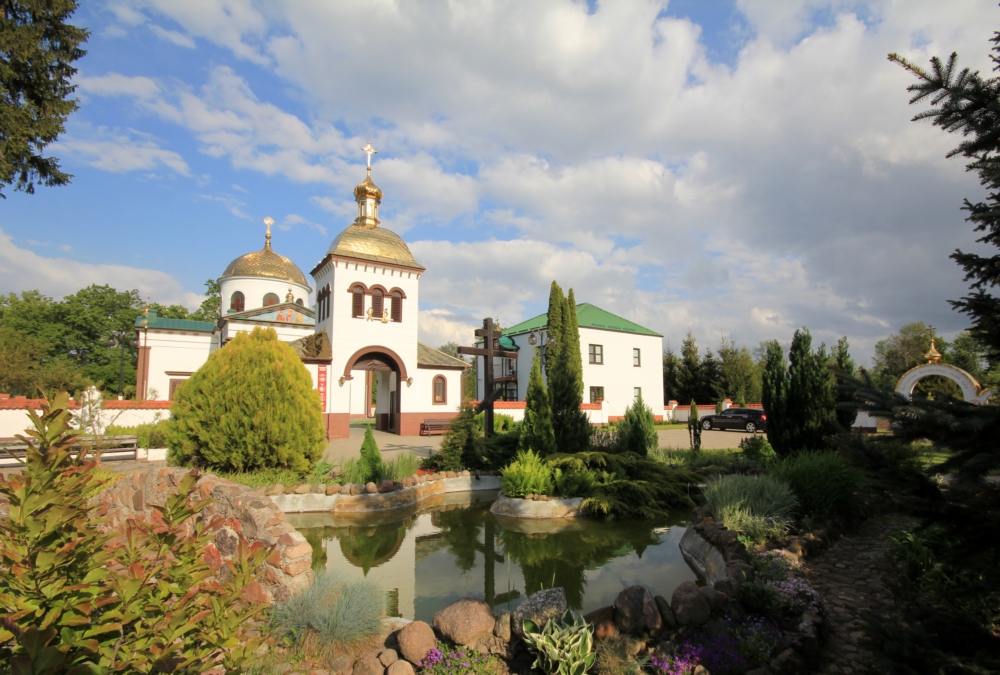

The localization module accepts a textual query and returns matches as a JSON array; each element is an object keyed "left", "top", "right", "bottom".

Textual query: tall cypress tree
[
  {"left": 564, "top": 289, "right": 584, "bottom": 396},
  {"left": 520, "top": 353, "right": 556, "bottom": 457},
  {"left": 546, "top": 284, "right": 590, "bottom": 453},
  {"left": 544, "top": 281, "right": 565, "bottom": 383},
  {"left": 831, "top": 337, "right": 857, "bottom": 431},
  {"left": 786, "top": 330, "right": 837, "bottom": 451},
  {"left": 761, "top": 340, "right": 791, "bottom": 456}
]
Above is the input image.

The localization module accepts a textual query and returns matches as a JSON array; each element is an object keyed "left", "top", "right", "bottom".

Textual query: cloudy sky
[{"left": 2, "top": 0, "right": 996, "bottom": 363}]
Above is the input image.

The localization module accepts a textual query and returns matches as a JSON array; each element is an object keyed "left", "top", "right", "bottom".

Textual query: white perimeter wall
[{"left": 0, "top": 407, "right": 169, "bottom": 438}]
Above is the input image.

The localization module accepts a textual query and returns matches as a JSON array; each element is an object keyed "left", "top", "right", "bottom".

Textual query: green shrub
[
  {"left": 618, "top": 391, "right": 657, "bottom": 457},
  {"left": 438, "top": 403, "right": 482, "bottom": 471},
  {"left": 359, "top": 425, "right": 382, "bottom": 481},
  {"left": 739, "top": 435, "right": 777, "bottom": 464},
  {"left": 166, "top": 326, "right": 325, "bottom": 472},
  {"left": 483, "top": 429, "right": 521, "bottom": 471},
  {"left": 651, "top": 447, "right": 741, "bottom": 469},
  {"left": 0, "top": 393, "right": 269, "bottom": 672},
  {"left": 589, "top": 425, "right": 625, "bottom": 454},
  {"left": 501, "top": 449, "right": 554, "bottom": 497},
  {"left": 271, "top": 569, "right": 384, "bottom": 651},
  {"left": 107, "top": 420, "right": 171, "bottom": 449},
  {"left": 553, "top": 466, "right": 597, "bottom": 498},
  {"left": 702, "top": 474, "right": 798, "bottom": 535},
  {"left": 719, "top": 508, "right": 792, "bottom": 546},
  {"left": 770, "top": 451, "right": 862, "bottom": 523},
  {"left": 522, "top": 609, "right": 596, "bottom": 675}
]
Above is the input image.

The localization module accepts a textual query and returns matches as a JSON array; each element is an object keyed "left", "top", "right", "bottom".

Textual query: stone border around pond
[
  {"left": 679, "top": 505, "right": 824, "bottom": 674},
  {"left": 268, "top": 473, "right": 501, "bottom": 514},
  {"left": 488, "top": 493, "right": 584, "bottom": 519}
]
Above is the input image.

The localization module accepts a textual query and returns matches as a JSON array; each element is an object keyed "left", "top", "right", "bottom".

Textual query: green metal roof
[
  {"left": 417, "top": 343, "right": 469, "bottom": 368},
  {"left": 135, "top": 311, "right": 216, "bottom": 333},
  {"left": 504, "top": 302, "right": 661, "bottom": 338}
]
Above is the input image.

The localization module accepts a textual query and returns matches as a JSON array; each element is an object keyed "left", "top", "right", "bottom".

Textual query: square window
[
  {"left": 633, "top": 348, "right": 641, "bottom": 367},
  {"left": 590, "top": 386, "right": 604, "bottom": 404},
  {"left": 588, "top": 344, "right": 603, "bottom": 364},
  {"left": 633, "top": 387, "right": 641, "bottom": 402}
]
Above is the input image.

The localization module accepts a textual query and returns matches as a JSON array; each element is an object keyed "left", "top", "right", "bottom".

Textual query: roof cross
[
  {"left": 263, "top": 216, "right": 274, "bottom": 246},
  {"left": 361, "top": 141, "right": 377, "bottom": 171}
]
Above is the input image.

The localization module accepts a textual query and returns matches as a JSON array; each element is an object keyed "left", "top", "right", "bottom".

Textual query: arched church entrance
[
  {"left": 896, "top": 363, "right": 994, "bottom": 405},
  {"left": 343, "top": 346, "right": 409, "bottom": 434}
]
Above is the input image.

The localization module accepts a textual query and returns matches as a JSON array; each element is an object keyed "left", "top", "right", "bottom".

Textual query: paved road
[{"left": 657, "top": 428, "right": 753, "bottom": 450}]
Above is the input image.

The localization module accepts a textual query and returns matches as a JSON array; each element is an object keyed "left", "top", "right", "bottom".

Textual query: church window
[
  {"left": 296, "top": 298, "right": 304, "bottom": 307},
  {"left": 351, "top": 284, "right": 364, "bottom": 318},
  {"left": 372, "top": 288, "right": 384, "bottom": 317},
  {"left": 230, "top": 291, "right": 245, "bottom": 312},
  {"left": 589, "top": 344, "right": 603, "bottom": 364},
  {"left": 433, "top": 375, "right": 446, "bottom": 404},
  {"left": 263, "top": 292, "right": 280, "bottom": 307},
  {"left": 391, "top": 290, "right": 403, "bottom": 322}
]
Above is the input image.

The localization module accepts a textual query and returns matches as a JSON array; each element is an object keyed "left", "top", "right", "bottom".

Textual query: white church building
[{"left": 134, "top": 151, "right": 467, "bottom": 439}]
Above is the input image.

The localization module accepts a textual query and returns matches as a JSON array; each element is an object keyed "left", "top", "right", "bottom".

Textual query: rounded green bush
[{"left": 166, "top": 326, "right": 325, "bottom": 472}]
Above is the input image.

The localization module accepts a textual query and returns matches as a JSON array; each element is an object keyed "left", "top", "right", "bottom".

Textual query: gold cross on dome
[
  {"left": 263, "top": 216, "right": 274, "bottom": 244},
  {"left": 361, "top": 141, "right": 377, "bottom": 170}
]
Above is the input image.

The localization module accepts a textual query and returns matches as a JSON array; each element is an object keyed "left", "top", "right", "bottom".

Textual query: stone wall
[{"left": 93, "top": 467, "right": 313, "bottom": 603}]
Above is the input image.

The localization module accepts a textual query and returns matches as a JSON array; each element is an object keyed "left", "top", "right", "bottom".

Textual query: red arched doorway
[{"left": 343, "top": 346, "right": 408, "bottom": 434}]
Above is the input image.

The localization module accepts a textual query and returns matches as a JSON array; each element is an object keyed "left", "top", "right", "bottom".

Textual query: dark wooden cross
[{"left": 457, "top": 318, "right": 517, "bottom": 437}]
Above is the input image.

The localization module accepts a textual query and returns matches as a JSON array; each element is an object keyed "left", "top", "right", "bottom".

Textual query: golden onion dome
[
  {"left": 353, "top": 173, "right": 383, "bottom": 202},
  {"left": 221, "top": 230, "right": 309, "bottom": 286},
  {"left": 327, "top": 224, "right": 425, "bottom": 270}
]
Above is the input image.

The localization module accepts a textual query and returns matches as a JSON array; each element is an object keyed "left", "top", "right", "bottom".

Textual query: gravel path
[{"left": 801, "top": 513, "right": 915, "bottom": 674}]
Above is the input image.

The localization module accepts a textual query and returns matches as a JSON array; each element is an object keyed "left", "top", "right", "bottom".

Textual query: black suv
[{"left": 699, "top": 408, "right": 767, "bottom": 433}]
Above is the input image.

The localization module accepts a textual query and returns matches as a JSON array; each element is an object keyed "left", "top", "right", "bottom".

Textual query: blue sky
[{"left": 1, "top": 0, "right": 995, "bottom": 361}]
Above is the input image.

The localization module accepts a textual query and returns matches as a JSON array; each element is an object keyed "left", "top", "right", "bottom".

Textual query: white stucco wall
[
  {"left": 220, "top": 275, "right": 311, "bottom": 314},
  {"left": 142, "top": 330, "right": 216, "bottom": 401}
]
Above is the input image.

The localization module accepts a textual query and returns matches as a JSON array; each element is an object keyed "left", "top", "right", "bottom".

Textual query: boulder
[
  {"left": 330, "top": 655, "right": 352, "bottom": 674},
  {"left": 671, "top": 581, "right": 711, "bottom": 627},
  {"left": 378, "top": 479, "right": 396, "bottom": 494},
  {"left": 387, "top": 662, "right": 414, "bottom": 675},
  {"left": 397, "top": 620, "right": 436, "bottom": 665},
  {"left": 699, "top": 586, "right": 720, "bottom": 610},
  {"left": 352, "top": 653, "right": 383, "bottom": 675},
  {"left": 512, "top": 587, "right": 567, "bottom": 638},
  {"left": 263, "top": 484, "right": 284, "bottom": 496},
  {"left": 770, "top": 648, "right": 806, "bottom": 674},
  {"left": 311, "top": 483, "right": 326, "bottom": 494},
  {"left": 350, "top": 483, "right": 365, "bottom": 496},
  {"left": 583, "top": 605, "right": 617, "bottom": 640},
  {"left": 433, "top": 598, "right": 496, "bottom": 646},
  {"left": 613, "top": 585, "right": 661, "bottom": 635},
  {"left": 378, "top": 649, "right": 398, "bottom": 667},
  {"left": 326, "top": 484, "right": 340, "bottom": 496},
  {"left": 727, "top": 562, "right": 755, "bottom": 584},
  {"left": 402, "top": 477, "right": 414, "bottom": 488},
  {"left": 654, "top": 595, "right": 676, "bottom": 628},
  {"left": 494, "top": 610, "right": 512, "bottom": 642},
  {"left": 293, "top": 484, "right": 310, "bottom": 495},
  {"left": 365, "top": 482, "right": 378, "bottom": 494}
]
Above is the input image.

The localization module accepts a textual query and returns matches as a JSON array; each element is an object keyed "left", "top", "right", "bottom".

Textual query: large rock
[
  {"left": 512, "top": 587, "right": 568, "bottom": 638},
  {"left": 613, "top": 585, "right": 661, "bottom": 635},
  {"left": 365, "top": 482, "right": 379, "bottom": 494},
  {"left": 583, "top": 605, "right": 617, "bottom": 640},
  {"left": 654, "top": 595, "right": 677, "bottom": 628},
  {"left": 352, "top": 653, "right": 383, "bottom": 675},
  {"left": 387, "top": 662, "right": 415, "bottom": 675},
  {"left": 378, "top": 649, "right": 398, "bottom": 667},
  {"left": 433, "top": 598, "right": 496, "bottom": 646},
  {"left": 397, "top": 620, "right": 436, "bottom": 664},
  {"left": 671, "top": 581, "right": 711, "bottom": 626}
]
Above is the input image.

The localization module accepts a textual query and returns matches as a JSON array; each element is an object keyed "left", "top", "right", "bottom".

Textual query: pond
[{"left": 288, "top": 490, "right": 698, "bottom": 622}]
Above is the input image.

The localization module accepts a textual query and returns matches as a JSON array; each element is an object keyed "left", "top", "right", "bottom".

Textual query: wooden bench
[
  {"left": 420, "top": 419, "right": 453, "bottom": 436},
  {"left": 0, "top": 435, "right": 140, "bottom": 464}
]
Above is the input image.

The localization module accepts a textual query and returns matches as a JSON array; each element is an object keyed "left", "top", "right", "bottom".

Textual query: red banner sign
[{"left": 317, "top": 365, "right": 328, "bottom": 410}]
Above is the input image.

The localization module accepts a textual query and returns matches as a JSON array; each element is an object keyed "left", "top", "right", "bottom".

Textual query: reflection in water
[{"left": 288, "top": 492, "right": 696, "bottom": 622}]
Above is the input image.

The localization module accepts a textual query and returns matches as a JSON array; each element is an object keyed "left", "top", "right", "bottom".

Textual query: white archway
[{"left": 896, "top": 363, "right": 994, "bottom": 405}]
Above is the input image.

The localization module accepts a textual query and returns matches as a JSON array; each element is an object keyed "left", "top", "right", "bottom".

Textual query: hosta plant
[
  {"left": 522, "top": 609, "right": 596, "bottom": 675},
  {"left": 0, "top": 392, "right": 271, "bottom": 674}
]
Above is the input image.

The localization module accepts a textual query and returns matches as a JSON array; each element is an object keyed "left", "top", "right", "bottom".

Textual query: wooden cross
[{"left": 457, "top": 318, "right": 516, "bottom": 437}]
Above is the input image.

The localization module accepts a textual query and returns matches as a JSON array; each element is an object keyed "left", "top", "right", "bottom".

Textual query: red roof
[{"left": 0, "top": 395, "right": 170, "bottom": 410}]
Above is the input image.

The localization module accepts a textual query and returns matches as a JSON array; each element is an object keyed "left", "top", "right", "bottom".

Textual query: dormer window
[
  {"left": 263, "top": 292, "right": 279, "bottom": 307},
  {"left": 230, "top": 291, "right": 245, "bottom": 312}
]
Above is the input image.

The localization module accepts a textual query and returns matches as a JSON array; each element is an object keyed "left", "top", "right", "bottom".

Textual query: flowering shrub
[
  {"left": 764, "top": 576, "right": 823, "bottom": 615},
  {"left": 734, "top": 615, "right": 782, "bottom": 664},
  {"left": 651, "top": 616, "right": 784, "bottom": 674},
  {"left": 418, "top": 643, "right": 503, "bottom": 675},
  {"left": 750, "top": 549, "right": 802, "bottom": 582}
]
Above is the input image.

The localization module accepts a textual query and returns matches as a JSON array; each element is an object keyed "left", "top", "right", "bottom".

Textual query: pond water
[{"left": 287, "top": 490, "right": 698, "bottom": 622}]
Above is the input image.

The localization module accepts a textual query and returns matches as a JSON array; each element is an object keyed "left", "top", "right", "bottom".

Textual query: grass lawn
[
  {"left": 350, "top": 418, "right": 376, "bottom": 426},
  {"left": 654, "top": 422, "right": 688, "bottom": 430}
]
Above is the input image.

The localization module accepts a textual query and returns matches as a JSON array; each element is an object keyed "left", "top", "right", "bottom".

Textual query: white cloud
[
  {"left": 77, "top": 73, "right": 160, "bottom": 99},
  {"left": 149, "top": 25, "right": 196, "bottom": 49},
  {"left": 280, "top": 214, "right": 327, "bottom": 236},
  {"left": 0, "top": 230, "right": 201, "bottom": 308},
  {"left": 55, "top": 126, "right": 190, "bottom": 176},
  {"left": 200, "top": 193, "right": 252, "bottom": 220}
]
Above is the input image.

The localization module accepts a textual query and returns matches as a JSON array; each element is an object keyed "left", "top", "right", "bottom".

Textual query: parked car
[{"left": 699, "top": 407, "right": 767, "bottom": 433}]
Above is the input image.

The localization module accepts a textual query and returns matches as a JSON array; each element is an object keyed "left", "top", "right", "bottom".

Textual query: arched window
[
  {"left": 391, "top": 290, "right": 403, "bottom": 322},
  {"left": 230, "top": 291, "right": 245, "bottom": 312},
  {"left": 433, "top": 375, "right": 446, "bottom": 404},
  {"left": 295, "top": 298, "right": 304, "bottom": 307},
  {"left": 263, "top": 292, "right": 279, "bottom": 307},
  {"left": 351, "top": 284, "right": 365, "bottom": 318},
  {"left": 372, "top": 288, "right": 384, "bottom": 317}
]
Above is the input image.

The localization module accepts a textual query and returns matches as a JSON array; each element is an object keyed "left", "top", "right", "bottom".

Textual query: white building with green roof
[{"left": 479, "top": 303, "right": 664, "bottom": 423}]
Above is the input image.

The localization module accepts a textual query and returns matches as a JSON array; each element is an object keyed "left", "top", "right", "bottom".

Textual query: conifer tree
[
  {"left": 761, "top": 340, "right": 792, "bottom": 456},
  {"left": 676, "top": 333, "right": 703, "bottom": 403},
  {"left": 548, "top": 288, "right": 591, "bottom": 453},
  {"left": 166, "top": 326, "right": 325, "bottom": 472},
  {"left": 544, "top": 281, "right": 565, "bottom": 382},
  {"left": 520, "top": 353, "right": 556, "bottom": 457},
  {"left": 831, "top": 336, "right": 857, "bottom": 431},
  {"left": 359, "top": 425, "right": 382, "bottom": 482},
  {"left": 687, "top": 399, "right": 701, "bottom": 452},
  {"left": 619, "top": 390, "right": 657, "bottom": 457},
  {"left": 437, "top": 402, "right": 482, "bottom": 470}
]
